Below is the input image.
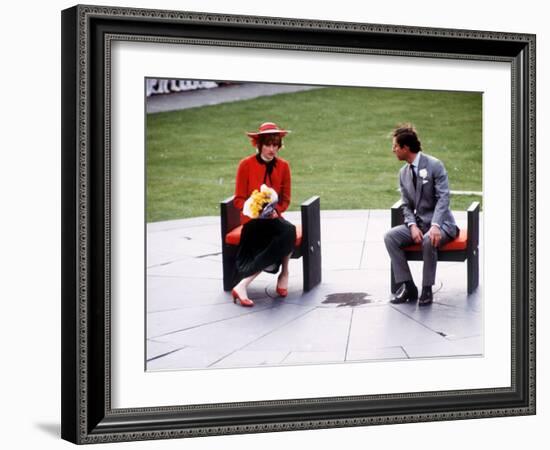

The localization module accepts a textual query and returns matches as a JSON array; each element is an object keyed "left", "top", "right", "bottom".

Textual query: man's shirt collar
[{"left": 410, "top": 152, "right": 421, "bottom": 171}]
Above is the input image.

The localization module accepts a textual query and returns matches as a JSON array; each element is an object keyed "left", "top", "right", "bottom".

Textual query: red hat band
[{"left": 246, "top": 122, "right": 291, "bottom": 147}]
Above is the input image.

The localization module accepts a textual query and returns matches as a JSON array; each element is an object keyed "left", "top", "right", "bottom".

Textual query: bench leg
[
  {"left": 467, "top": 248, "right": 479, "bottom": 295},
  {"left": 302, "top": 245, "right": 321, "bottom": 292},
  {"left": 301, "top": 197, "right": 321, "bottom": 292},
  {"left": 222, "top": 245, "right": 238, "bottom": 291},
  {"left": 390, "top": 267, "right": 398, "bottom": 294}
]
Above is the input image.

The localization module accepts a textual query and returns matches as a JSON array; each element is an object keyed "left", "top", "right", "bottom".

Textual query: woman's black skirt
[{"left": 235, "top": 217, "right": 296, "bottom": 281}]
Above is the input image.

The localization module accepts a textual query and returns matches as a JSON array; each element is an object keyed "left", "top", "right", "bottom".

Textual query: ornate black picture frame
[{"left": 61, "top": 4, "right": 536, "bottom": 444}]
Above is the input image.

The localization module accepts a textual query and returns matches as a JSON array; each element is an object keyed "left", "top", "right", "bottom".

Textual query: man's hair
[
  {"left": 392, "top": 124, "right": 422, "bottom": 153},
  {"left": 256, "top": 133, "right": 283, "bottom": 150}
]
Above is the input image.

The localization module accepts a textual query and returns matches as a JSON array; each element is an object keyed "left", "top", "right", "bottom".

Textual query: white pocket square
[{"left": 422, "top": 179, "right": 429, "bottom": 184}]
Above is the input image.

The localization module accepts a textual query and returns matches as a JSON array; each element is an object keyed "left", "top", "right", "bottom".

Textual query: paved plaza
[
  {"left": 146, "top": 82, "right": 322, "bottom": 113},
  {"left": 146, "top": 209, "right": 483, "bottom": 371}
]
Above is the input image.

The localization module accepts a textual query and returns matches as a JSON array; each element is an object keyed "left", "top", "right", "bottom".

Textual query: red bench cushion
[
  {"left": 404, "top": 227, "right": 468, "bottom": 252},
  {"left": 225, "top": 224, "right": 303, "bottom": 247}
]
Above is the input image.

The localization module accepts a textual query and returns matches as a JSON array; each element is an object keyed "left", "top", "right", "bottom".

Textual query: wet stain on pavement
[{"left": 322, "top": 292, "right": 373, "bottom": 307}]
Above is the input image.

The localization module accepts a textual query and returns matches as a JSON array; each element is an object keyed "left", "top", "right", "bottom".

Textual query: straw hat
[{"left": 246, "top": 122, "right": 290, "bottom": 147}]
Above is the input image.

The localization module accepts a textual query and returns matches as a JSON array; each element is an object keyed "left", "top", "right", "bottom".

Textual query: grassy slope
[{"left": 146, "top": 86, "right": 482, "bottom": 222}]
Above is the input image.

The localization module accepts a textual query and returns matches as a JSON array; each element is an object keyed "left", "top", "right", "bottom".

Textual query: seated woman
[{"left": 231, "top": 122, "right": 296, "bottom": 307}]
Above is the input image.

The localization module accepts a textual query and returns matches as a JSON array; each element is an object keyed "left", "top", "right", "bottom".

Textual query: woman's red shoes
[
  {"left": 276, "top": 274, "right": 288, "bottom": 297},
  {"left": 232, "top": 289, "right": 254, "bottom": 307},
  {"left": 275, "top": 287, "right": 288, "bottom": 297}
]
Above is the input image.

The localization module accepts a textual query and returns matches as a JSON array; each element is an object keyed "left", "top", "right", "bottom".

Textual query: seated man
[{"left": 384, "top": 124, "right": 459, "bottom": 306}]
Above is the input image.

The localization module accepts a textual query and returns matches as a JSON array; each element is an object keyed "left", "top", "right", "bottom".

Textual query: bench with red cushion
[
  {"left": 221, "top": 196, "right": 321, "bottom": 292},
  {"left": 402, "top": 228, "right": 468, "bottom": 252},
  {"left": 390, "top": 201, "right": 480, "bottom": 295},
  {"left": 225, "top": 224, "right": 303, "bottom": 247}
]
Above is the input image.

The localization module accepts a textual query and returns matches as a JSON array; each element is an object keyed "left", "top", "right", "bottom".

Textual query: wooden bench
[
  {"left": 221, "top": 196, "right": 322, "bottom": 292},
  {"left": 390, "top": 200, "right": 480, "bottom": 295}
]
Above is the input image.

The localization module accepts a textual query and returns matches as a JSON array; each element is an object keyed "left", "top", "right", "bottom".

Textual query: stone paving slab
[
  {"left": 147, "top": 339, "right": 185, "bottom": 361},
  {"left": 210, "top": 350, "right": 293, "bottom": 368},
  {"left": 321, "top": 215, "right": 369, "bottom": 242},
  {"left": 347, "top": 305, "right": 451, "bottom": 352},
  {"left": 403, "top": 337, "right": 483, "bottom": 359},
  {"left": 147, "top": 346, "right": 228, "bottom": 371},
  {"left": 346, "top": 346, "right": 409, "bottom": 362},
  {"left": 147, "top": 303, "right": 266, "bottom": 338},
  {"left": 147, "top": 276, "right": 225, "bottom": 310},
  {"left": 361, "top": 242, "right": 390, "bottom": 270},
  {"left": 147, "top": 228, "right": 220, "bottom": 259},
  {"left": 146, "top": 249, "right": 183, "bottom": 268},
  {"left": 147, "top": 216, "right": 219, "bottom": 232},
  {"left": 243, "top": 307, "right": 353, "bottom": 354},
  {"left": 395, "top": 302, "right": 483, "bottom": 339},
  {"left": 282, "top": 351, "right": 347, "bottom": 365},
  {"left": 145, "top": 209, "right": 484, "bottom": 371},
  {"left": 147, "top": 256, "right": 221, "bottom": 278},
  {"left": 322, "top": 241, "right": 364, "bottom": 271},
  {"left": 154, "top": 303, "right": 317, "bottom": 353}
]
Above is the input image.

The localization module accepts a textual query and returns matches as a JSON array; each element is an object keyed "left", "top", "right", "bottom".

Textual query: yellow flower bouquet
[{"left": 243, "top": 184, "right": 279, "bottom": 219}]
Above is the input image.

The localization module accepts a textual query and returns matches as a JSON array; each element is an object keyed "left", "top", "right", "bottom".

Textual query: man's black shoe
[
  {"left": 390, "top": 282, "right": 418, "bottom": 304},
  {"left": 419, "top": 286, "right": 433, "bottom": 306}
]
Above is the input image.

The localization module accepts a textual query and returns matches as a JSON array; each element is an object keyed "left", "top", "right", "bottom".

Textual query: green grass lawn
[{"left": 146, "top": 86, "right": 482, "bottom": 222}]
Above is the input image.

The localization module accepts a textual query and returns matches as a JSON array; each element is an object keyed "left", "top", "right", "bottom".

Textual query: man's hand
[
  {"left": 428, "top": 225, "right": 442, "bottom": 247},
  {"left": 410, "top": 224, "right": 423, "bottom": 244}
]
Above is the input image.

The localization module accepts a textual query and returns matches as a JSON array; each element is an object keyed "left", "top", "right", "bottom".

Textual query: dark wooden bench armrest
[
  {"left": 301, "top": 196, "right": 320, "bottom": 208},
  {"left": 220, "top": 195, "right": 240, "bottom": 241},
  {"left": 467, "top": 201, "right": 480, "bottom": 252},
  {"left": 300, "top": 196, "right": 321, "bottom": 292},
  {"left": 300, "top": 196, "right": 320, "bottom": 251},
  {"left": 391, "top": 200, "right": 405, "bottom": 228}
]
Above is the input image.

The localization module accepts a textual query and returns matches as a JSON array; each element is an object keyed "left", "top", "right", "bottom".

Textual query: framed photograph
[
  {"left": 144, "top": 79, "right": 483, "bottom": 373},
  {"left": 61, "top": 4, "right": 535, "bottom": 444}
]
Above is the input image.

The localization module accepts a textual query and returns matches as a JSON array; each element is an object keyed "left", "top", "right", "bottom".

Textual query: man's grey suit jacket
[{"left": 399, "top": 152, "right": 458, "bottom": 239}]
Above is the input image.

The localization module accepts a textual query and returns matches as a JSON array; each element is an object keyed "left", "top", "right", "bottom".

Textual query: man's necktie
[{"left": 410, "top": 164, "right": 417, "bottom": 190}]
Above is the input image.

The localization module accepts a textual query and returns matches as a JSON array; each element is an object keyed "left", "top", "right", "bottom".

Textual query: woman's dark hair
[
  {"left": 392, "top": 124, "right": 422, "bottom": 153},
  {"left": 256, "top": 133, "right": 282, "bottom": 150}
]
